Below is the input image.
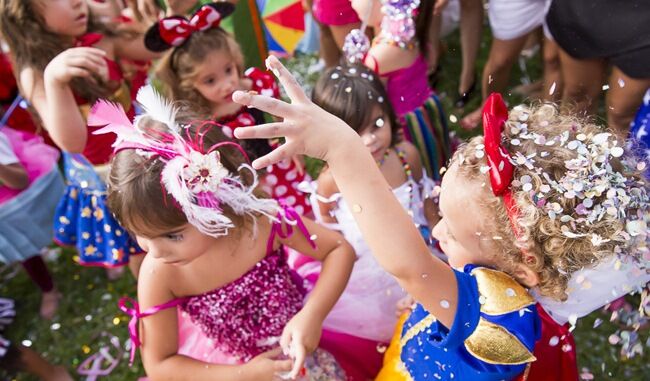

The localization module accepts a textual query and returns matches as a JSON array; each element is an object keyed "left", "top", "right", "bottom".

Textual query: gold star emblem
[
  {"left": 81, "top": 207, "right": 92, "bottom": 218},
  {"left": 59, "top": 216, "right": 70, "bottom": 225},
  {"left": 69, "top": 188, "right": 78, "bottom": 200},
  {"left": 82, "top": 232, "right": 90, "bottom": 240}
]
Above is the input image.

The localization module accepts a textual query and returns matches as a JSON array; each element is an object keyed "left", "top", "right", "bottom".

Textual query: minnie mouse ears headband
[{"left": 144, "top": 2, "right": 235, "bottom": 52}]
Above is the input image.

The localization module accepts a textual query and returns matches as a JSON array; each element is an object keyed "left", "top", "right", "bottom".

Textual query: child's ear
[{"left": 512, "top": 264, "right": 540, "bottom": 288}]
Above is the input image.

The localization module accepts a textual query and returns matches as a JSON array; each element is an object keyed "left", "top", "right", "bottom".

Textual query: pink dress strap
[
  {"left": 118, "top": 296, "right": 189, "bottom": 365},
  {"left": 266, "top": 203, "right": 317, "bottom": 256}
]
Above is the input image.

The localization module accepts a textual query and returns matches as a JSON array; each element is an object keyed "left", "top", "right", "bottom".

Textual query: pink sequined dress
[{"left": 120, "top": 207, "right": 345, "bottom": 380}]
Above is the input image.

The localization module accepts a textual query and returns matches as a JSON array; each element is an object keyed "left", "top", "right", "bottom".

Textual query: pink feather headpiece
[{"left": 89, "top": 85, "right": 280, "bottom": 238}]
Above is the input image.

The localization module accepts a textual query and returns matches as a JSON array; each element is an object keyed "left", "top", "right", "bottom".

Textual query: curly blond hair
[{"left": 451, "top": 103, "right": 649, "bottom": 301}]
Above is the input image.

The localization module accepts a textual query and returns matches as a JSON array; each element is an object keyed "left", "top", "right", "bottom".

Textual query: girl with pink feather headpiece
[{"left": 90, "top": 85, "right": 354, "bottom": 381}]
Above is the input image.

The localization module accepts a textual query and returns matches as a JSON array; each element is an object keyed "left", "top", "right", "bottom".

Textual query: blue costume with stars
[{"left": 53, "top": 153, "right": 140, "bottom": 267}]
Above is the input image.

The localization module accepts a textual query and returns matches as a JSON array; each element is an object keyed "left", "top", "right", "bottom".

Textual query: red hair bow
[
  {"left": 482, "top": 93, "right": 514, "bottom": 196},
  {"left": 145, "top": 2, "right": 235, "bottom": 52},
  {"left": 158, "top": 5, "right": 223, "bottom": 47}
]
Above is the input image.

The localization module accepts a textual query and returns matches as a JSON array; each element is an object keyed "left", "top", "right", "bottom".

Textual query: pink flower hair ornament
[{"left": 89, "top": 85, "right": 280, "bottom": 238}]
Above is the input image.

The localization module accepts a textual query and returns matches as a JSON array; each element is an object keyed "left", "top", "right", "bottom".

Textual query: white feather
[
  {"left": 136, "top": 85, "right": 179, "bottom": 132},
  {"left": 160, "top": 155, "right": 280, "bottom": 238}
]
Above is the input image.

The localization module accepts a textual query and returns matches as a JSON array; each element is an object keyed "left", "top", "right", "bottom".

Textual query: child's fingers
[
  {"left": 232, "top": 91, "right": 296, "bottom": 120},
  {"left": 292, "top": 156, "right": 305, "bottom": 175},
  {"left": 73, "top": 47, "right": 107, "bottom": 57},
  {"left": 234, "top": 122, "right": 289, "bottom": 140},
  {"left": 288, "top": 344, "right": 306, "bottom": 379},
  {"left": 265, "top": 55, "right": 310, "bottom": 104},
  {"left": 258, "top": 347, "right": 283, "bottom": 359},
  {"left": 279, "top": 329, "right": 291, "bottom": 356},
  {"left": 67, "top": 67, "right": 95, "bottom": 79},
  {"left": 274, "top": 359, "right": 294, "bottom": 373},
  {"left": 252, "top": 145, "right": 294, "bottom": 170}
]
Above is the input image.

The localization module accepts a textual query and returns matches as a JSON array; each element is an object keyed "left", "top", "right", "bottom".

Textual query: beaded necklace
[
  {"left": 372, "top": 33, "right": 418, "bottom": 51},
  {"left": 376, "top": 148, "right": 392, "bottom": 166}
]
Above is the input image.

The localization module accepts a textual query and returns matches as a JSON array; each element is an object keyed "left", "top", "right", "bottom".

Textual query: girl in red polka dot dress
[{"left": 147, "top": 3, "right": 312, "bottom": 215}]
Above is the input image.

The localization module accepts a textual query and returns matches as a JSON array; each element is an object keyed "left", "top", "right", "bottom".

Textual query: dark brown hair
[
  {"left": 312, "top": 64, "right": 400, "bottom": 146},
  {"left": 415, "top": 0, "right": 435, "bottom": 54},
  {"left": 106, "top": 118, "right": 265, "bottom": 237},
  {"left": 155, "top": 28, "right": 244, "bottom": 117}
]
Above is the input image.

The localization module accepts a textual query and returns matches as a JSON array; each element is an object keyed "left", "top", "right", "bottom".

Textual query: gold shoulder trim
[
  {"left": 400, "top": 313, "right": 437, "bottom": 347},
  {"left": 471, "top": 267, "right": 535, "bottom": 315},
  {"left": 464, "top": 317, "right": 536, "bottom": 365}
]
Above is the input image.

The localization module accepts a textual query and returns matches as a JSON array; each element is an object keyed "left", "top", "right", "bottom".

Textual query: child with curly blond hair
[{"left": 232, "top": 56, "right": 649, "bottom": 381}]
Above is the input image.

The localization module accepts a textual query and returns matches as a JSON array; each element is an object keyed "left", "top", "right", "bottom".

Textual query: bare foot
[
  {"left": 40, "top": 290, "right": 61, "bottom": 320},
  {"left": 46, "top": 365, "right": 74, "bottom": 381},
  {"left": 512, "top": 80, "right": 543, "bottom": 99},
  {"left": 106, "top": 266, "right": 125, "bottom": 281},
  {"left": 459, "top": 107, "right": 482, "bottom": 130}
]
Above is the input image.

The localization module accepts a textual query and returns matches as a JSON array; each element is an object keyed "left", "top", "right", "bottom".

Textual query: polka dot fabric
[{"left": 217, "top": 67, "right": 312, "bottom": 216}]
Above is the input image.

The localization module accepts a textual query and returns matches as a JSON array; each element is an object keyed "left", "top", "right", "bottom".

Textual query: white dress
[{"left": 301, "top": 155, "right": 439, "bottom": 342}]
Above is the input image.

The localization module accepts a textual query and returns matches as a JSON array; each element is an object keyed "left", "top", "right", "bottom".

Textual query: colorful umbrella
[{"left": 256, "top": 0, "right": 305, "bottom": 55}]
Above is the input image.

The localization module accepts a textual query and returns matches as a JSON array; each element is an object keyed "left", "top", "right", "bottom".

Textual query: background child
[
  {"left": 0, "top": 297, "right": 72, "bottom": 380},
  {"left": 0, "top": 0, "right": 159, "bottom": 275},
  {"left": 233, "top": 56, "right": 649, "bottom": 381},
  {"left": 92, "top": 86, "right": 354, "bottom": 380},
  {"left": 347, "top": 0, "right": 451, "bottom": 181},
  {"left": 299, "top": 63, "right": 439, "bottom": 380},
  {"left": 148, "top": 2, "right": 313, "bottom": 216},
  {"left": 0, "top": 126, "right": 64, "bottom": 320}
]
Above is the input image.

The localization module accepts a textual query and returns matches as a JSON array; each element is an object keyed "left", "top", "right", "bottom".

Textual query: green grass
[{"left": 2, "top": 25, "right": 648, "bottom": 381}]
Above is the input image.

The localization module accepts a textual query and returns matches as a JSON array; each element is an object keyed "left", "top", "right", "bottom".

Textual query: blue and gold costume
[{"left": 377, "top": 265, "right": 541, "bottom": 381}]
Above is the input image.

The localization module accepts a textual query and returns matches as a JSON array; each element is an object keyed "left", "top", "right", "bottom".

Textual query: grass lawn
[{"left": 2, "top": 23, "right": 648, "bottom": 381}]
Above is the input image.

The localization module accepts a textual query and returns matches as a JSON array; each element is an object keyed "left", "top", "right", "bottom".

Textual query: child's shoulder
[
  {"left": 139, "top": 254, "right": 175, "bottom": 290},
  {"left": 402, "top": 265, "right": 538, "bottom": 375},
  {"left": 316, "top": 166, "right": 339, "bottom": 197},
  {"left": 366, "top": 43, "right": 418, "bottom": 75}
]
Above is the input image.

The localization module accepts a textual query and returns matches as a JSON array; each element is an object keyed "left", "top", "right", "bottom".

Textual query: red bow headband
[
  {"left": 144, "top": 3, "right": 235, "bottom": 52},
  {"left": 482, "top": 93, "right": 528, "bottom": 244}
]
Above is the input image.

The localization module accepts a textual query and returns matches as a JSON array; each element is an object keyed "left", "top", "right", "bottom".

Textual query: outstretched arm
[{"left": 232, "top": 56, "right": 458, "bottom": 327}]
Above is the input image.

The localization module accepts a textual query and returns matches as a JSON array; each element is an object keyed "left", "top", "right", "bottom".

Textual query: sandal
[{"left": 77, "top": 333, "right": 123, "bottom": 381}]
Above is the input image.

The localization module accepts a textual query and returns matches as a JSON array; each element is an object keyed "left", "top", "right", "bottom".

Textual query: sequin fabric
[{"left": 181, "top": 249, "right": 305, "bottom": 361}]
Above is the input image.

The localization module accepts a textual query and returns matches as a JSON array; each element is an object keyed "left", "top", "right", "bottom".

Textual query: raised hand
[
  {"left": 232, "top": 56, "right": 360, "bottom": 170},
  {"left": 244, "top": 348, "right": 294, "bottom": 381},
  {"left": 279, "top": 309, "right": 323, "bottom": 379},
  {"left": 43, "top": 47, "right": 108, "bottom": 85}
]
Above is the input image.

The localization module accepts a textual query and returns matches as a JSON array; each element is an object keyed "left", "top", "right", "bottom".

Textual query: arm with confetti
[{"left": 233, "top": 56, "right": 459, "bottom": 328}]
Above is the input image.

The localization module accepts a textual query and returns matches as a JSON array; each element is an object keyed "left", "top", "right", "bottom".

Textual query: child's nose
[
  {"left": 431, "top": 220, "right": 445, "bottom": 243},
  {"left": 362, "top": 133, "right": 376, "bottom": 146}
]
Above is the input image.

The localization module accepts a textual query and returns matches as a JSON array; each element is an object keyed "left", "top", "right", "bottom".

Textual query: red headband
[{"left": 482, "top": 94, "right": 528, "bottom": 248}]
